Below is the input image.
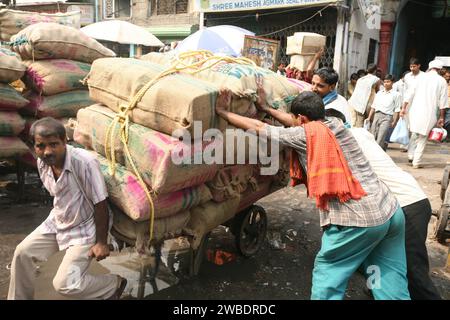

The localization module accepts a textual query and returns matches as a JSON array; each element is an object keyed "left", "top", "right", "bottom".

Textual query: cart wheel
[
  {"left": 440, "top": 168, "right": 450, "bottom": 201},
  {"left": 433, "top": 206, "right": 449, "bottom": 245},
  {"left": 233, "top": 205, "right": 267, "bottom": 257},
  {"left": 189, "top": 232, "right": 210, "bottom": 277}
]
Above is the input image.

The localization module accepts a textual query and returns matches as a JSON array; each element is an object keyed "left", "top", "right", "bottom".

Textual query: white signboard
[{"left": 194, "top": 0, "right": 337, "bottom": 13}]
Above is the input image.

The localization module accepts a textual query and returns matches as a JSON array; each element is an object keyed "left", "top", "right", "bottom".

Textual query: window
[
  {"left": 367, "top": 38, "right": 378, "bottom": 66},
  {"left": 103, "top": 0, "right": 131, "bottom": 19},
  {"left": 175, "top": 0, "right": 188, "bottom": 14}
]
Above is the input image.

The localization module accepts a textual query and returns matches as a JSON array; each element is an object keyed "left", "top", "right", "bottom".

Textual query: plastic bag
[{"left": 390, "top": 118, "right": 409, "bottom": 145}]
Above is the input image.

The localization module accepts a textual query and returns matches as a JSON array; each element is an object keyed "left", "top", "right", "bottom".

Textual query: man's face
[
  {"left": 351, "top": 79, "right": 357, "bottom": 86},
  {"left": 444, "top": 72, "right": 450, "bottom": 83},
  {"left": 311, "top": 74, "right": 334, "bottom": 98},
  {"left": 34, "top": 135, "right": 66, "bottom": 167},
  {"left": 384, "top": 79, "right": 393, "bottom": 91},
  {"left": 410, "top": 64, "right": 420, "bottom": 74}
]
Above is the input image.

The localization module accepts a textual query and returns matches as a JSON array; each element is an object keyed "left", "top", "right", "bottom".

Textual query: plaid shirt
[
  {"left": 265, "top": 117, "right": 399, "bottom": 228},
  {"left": 38, "top": 145, "right": 109, "bottom": 250}
]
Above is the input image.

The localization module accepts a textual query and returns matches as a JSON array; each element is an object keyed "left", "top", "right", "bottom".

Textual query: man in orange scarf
[{"left": 215, "top": 84, "right": 410, "bottom": 300}]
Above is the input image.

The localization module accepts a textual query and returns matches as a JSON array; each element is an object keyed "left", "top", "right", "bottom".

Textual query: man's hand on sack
[
  {"left": 88, "top": 242, "right": 110, "bottom": 261},
  {"left": 216, "top": 88, "right": 232, "bottom": 116}
]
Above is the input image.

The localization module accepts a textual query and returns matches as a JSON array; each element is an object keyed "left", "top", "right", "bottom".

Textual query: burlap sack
[
  {"left": 206, "top": 165, "right": 258, "bottom": 203},
  {"left": 0, "top": 136, "right": 29, "bottom": 158},
  {"left": 0, "top": 83, "right": 29, "bottom": 110},
  {"left": 0, "top": 111, "right": 25, "bottom": 136},
  {"left": 24, "top": 59, "right": 90, "bottom": 95},
  {"left": 75, "top": 105, "right": 219, "bottom": 194},
  {"left": 22, "top": 90, "right": 93, "bottom": 118},
  {"left": 86, "top": 58, "right": 257, "bottom": 136},
  {"left": 187, "top": 196, "right": 241, "bottom": 249},
  {"left": 0, "top": 47, "right": 26, "bottom": 83},
  {"left": 10, "top": 23, "right": 115, "bottom": 63},
  {"left": 0, "top": 9, "right": 81, "bottom": 42},
  {"left": 141, "top": 52, "right": 299, "bottom": 111},
  {"left": 94, "top": 152, "right": 212, "bottom": 221},
  {"left": 111, "top": 205, "right": 190, "bottom": 249}
]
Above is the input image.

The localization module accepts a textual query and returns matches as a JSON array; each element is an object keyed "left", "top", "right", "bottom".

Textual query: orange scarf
[{"left": 290, "top": 121, "right": 367, "bottom": 211}]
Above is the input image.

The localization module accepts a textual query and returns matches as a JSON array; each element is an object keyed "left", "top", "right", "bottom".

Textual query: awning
[
  {"left": 15, "top": 0, "right": 67, "bottom": 5},
  {"left": 193, "top": 0, "right": 338, "bottom": 13},
  {"left": 146, "top": 25, "right": 198, "bottom": 42}
]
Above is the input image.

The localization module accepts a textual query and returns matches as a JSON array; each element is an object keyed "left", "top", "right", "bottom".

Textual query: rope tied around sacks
[{"left": 104, "top": 50, "right": 257, "bottom": 243}]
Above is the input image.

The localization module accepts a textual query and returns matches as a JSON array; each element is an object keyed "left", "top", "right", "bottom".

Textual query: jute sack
[
  {"left": 206, "top": 165, "right": 257, "bottom": 203},
  {"left": 111, "top": 205, "right": 190, "bottom": 250},
  {"left": 0, "top": 83, "right": 29, "bottom": 110},
  {"left": 22, "top": 90, "right": 93, "bottom": 118},
  {"left": 10, "top": 23, "right": 115, "bottom": 63},
  {"left": 0, "top": 9, "right": 81, "bottom": 42},
  {"left": 23, "top": 59, "right": 90, "bottom": 95},
  {"left": 0, "top": 47, "right": 26, "bottom": 83},
  {"left": 75, "top": 105, "right": 219, "bottom": 194},
  {"left": 141, "top": 52, "right": 299, "bottom": 111},
  {"left": 0, "top": 111, "right": 25, "bottom": 136},
  {"left": 86, "top": 58, "right": 256, "bottom": 136},
  {"left": 0, "top": 136, "right": 29, "bottom": 158},
  {"left": 94, "top": 152, "right": 212, "bottom": 221},
  {"left": 187, "top": 196, "right": 241, "bottom": 249}
]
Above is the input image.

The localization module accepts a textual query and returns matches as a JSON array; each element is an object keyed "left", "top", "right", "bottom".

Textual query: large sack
[
  {"left": 187, "top": 196, "right": 241, "bottom": 249},
  {"left": 0, "top": 9, "right": 81, "bottom": 42},
  {"left": 0, "top": 83, "right": 29, "bottom": 110},
  {"left": 86, "top": 58, "right": 257, "bottom": 136},
  {"left": 10, "top": 23, "right": 115, "bottom": 63},
  {"left": 0, "top": 136, "right": 29, "bottom": 158},
  {"left": 141, "top": 52, "right": 298, "bottom": 111},
  {"left": 0, "top": 111, "right": 25, "bottom": 136},
  {"left": 0, "top": 47, "right": 26, "bottom": 83},
  {"left": 111, "top": 205, "right": 190, "bottom": 251},
  {"left": 94, "top": 153, "right": 212, "bottom": 221},
  {"left": 24, "top": 59, "right": 90, "bottom": 95},
  {"left": 22, "top": 90, "right": 93, "bottom": 118},
  {"left": 75, "top": 105, "right": 219, "bottom": 194}
]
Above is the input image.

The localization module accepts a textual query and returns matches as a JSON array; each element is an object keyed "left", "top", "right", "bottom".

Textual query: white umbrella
[
  {"left": 175, "top": 25, "right": 255, "bottom": 57},
  {"left": 81, "top": 20, "right": 164, "bottom": 47}
]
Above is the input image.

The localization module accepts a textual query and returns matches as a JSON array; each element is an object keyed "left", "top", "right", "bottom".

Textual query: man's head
[
  {"left": 350, "top": 73, "right": 359, "bottom": 86},
  {"left": 383, "top": 74, "right": 395, "bottom": 91},
  {"left": 30, "top": 117, "right": 67, "bottom": 167},
  {"left": 311, "top": 67, "right": 339, "bottom": 98},
  {"left": 409, "top": 58, "right": 421, "bottom": 75},
  {"left": 376, "top": 68, "right": 383, "bottom": 79},
  {"left": 291, "top": 91, "right": 325, "bottom": 123},
  {"left": 444, "top": 69, "right": 450, "bottom": 83},
  {"left": 367, "top": 63, "right": 378, "bottom": 75},
  {"left": 428, "top": 59, "right": 444, "bottom": 73},
  {"left": 357, "top": 69, "right": 367, "bottom": 78}
]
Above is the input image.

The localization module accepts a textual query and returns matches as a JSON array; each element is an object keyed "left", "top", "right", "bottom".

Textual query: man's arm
[
  {"left": 88, "top": 199, "right": 110, "bottom": 261},
  {"left": 367, "top": 107, "right": 376, "bottom": 122}
]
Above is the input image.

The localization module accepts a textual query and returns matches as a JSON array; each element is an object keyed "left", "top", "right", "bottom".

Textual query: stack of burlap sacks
[
  {"left": 287, "top": 32, "right": 326, "bottom": 71},
  {"left": 74, "top": 52, "right": 298, "bottom": 251},
  {"left": 0, "top": 47, "right": 29, "bottom": 160},
  {"left": 7, "top": 22, "right": 115, "bottom": 148}
]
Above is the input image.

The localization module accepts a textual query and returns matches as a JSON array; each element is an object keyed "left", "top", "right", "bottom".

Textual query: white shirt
[
  {"left": 408, "top": 70, "right": 449, "bottom": 136},
  {"left": 403, "top": 71, "right": 425, "bottom": 104},
  {"left": 348, "top": 74, "right": 380, "bottom": 114},
  {"left": 325, "top": 94, "right": 352, "bottom": 125},
  {"left": 372, "top": 89, "right": 402, "bottom": 115},
  {"left": 393, "top": 80, "right": 405, "bottom": 102},
  {"left": 38, "top": 145, "right": 109, "bottom": 250},
  {"left": 350, "top": 128, "right": 427, "bottom": 207}
]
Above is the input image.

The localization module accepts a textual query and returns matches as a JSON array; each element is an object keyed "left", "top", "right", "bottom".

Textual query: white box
[
  {"left": 286, "top": 32, "right": 326, "bottom": 55},
  {"left": 289, "top": 54, "right": 319, "bottom": 72}
]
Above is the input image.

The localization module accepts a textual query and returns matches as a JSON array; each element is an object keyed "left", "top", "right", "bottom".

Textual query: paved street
[{"left": 0, "top": 142, "right": 449, "bottom": 300}]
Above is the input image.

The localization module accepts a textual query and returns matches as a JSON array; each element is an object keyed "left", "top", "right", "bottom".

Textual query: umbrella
[
  {"left": 80, "top": 20, "right": 164, "bottom": 47},
  {"left": 175, "top": 25, "right": 255, "bottom": 57}
]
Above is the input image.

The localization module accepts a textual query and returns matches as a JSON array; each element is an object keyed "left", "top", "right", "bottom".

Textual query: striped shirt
[
  {"left": 38, "top": 145, "right": 109, "bottom": 250},
  {"left": 264, "top": 117, "right": 399, "bottom": 228}
]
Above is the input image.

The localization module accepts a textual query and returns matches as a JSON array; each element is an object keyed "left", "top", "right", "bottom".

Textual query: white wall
[{"left": 347, "top": 0, "right": 381, "bottom": 75}]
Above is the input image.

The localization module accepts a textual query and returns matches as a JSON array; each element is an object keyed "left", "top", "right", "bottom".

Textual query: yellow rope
[{"left": 104, "top": 50, "right": 258, "bottom": 243}]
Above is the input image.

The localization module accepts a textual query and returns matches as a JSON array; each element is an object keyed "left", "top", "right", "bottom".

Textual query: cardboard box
[
  {"left": 286, "top": 32, "right": 326, "bottom": 55},
  {"left": 289, "top": 54, "right": 319, "bottom": 72}
]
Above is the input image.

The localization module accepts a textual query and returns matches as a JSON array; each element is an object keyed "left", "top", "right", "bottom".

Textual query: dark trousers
[{"left": 403, "top": 199, "right": 442, "bottom": 300}]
